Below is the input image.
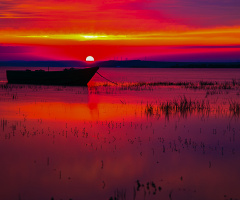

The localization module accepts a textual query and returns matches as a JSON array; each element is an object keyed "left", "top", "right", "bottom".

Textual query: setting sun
[{"left": 86, "top": 56, "right": 94, "bottom": 62}]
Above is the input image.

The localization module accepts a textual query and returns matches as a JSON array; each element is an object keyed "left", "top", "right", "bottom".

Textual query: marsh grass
[
  {"left": 1, "top": 81, "right": 239, "bottom": 117},
  {"left": 1, "top": 80, "right": 240, "bottom": 93},
  {"left": 88, "top": 80, "right": 240, "bottom": 94},
  {"left": 229, "top": 101, "right": 240, "bottom": 116},
  {"left": 145, "top": 97, "right": 211, "bottom": 117}
]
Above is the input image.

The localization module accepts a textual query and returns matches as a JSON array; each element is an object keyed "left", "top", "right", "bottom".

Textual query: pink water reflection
[{"left": 0, "top": 74, "right": 240, "bottom": 200}]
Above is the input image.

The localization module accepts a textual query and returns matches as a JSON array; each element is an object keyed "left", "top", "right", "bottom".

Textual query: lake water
[{"left": 0, "top": 67, "right": 240, "bottom": 200}]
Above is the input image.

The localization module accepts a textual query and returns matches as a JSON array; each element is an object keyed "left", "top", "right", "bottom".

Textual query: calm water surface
[
  {"left": 0, "top": 67, "right": 240, "bottom": 200},
  {"left": 1, "top": 67, "right": 240, "bottom": 83}
]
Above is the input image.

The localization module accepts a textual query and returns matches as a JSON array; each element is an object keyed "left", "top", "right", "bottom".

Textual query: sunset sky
[{"left": 0, "top": 0, "right": 240, "bottom": 61}]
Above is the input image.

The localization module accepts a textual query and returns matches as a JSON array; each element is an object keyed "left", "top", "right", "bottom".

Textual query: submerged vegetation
[
  {"left": 86, "top": 80, "right": 240, "bottom": 99},
  {"left": 1, "top": 79, "right": 240, "bottom": 92},
  {"left": 89, "top": 79, "right": 240, "bottom": 90}
]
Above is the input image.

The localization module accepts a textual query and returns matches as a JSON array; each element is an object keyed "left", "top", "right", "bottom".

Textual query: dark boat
[{"left": 6, "top": 67, "right": 99, "bottom": 86}]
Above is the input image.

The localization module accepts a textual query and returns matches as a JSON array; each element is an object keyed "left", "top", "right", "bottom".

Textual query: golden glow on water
[
  {"left": 0, "top": 102, "right": 140, "bottom": 121},
  {"left": 0, "top": 99, "right": 234, "bottom": 122}
]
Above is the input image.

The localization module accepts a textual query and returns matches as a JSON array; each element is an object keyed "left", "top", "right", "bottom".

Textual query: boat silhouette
[{"left": 6, "top": 67, "right": 99, "bottom": 86}]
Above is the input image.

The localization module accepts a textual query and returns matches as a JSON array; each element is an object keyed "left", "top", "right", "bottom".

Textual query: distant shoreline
[{"left": 0, "top": 60, "right": 240, "bottom": 68}]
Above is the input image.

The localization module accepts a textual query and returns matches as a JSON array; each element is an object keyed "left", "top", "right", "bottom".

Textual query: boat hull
[{"left": 6, "top": 67, "right": 99, "bottom": 86}]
